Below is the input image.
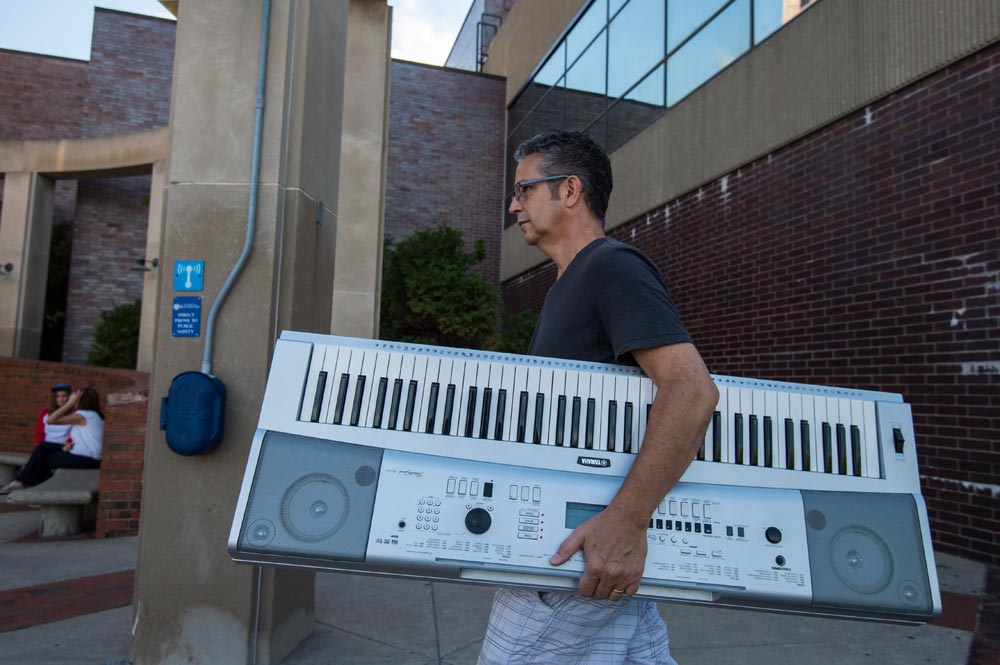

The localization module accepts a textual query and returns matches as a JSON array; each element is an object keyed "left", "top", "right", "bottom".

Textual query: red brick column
[{"left": 95, "top": 379, "right": 149, "bottom": 538}]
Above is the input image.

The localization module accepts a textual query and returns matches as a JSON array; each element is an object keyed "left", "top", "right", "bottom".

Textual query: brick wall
[
  {"left": 63, "top": 176, "right": 150, "bottom": 364},
  {"left": 0, "top": 9, "right": 174, "bottom": 364},
  {"left": 386, "top": 60, "right": 507, "bottom": 286},
  {"left": 0, "top": 357, "right": 148, "bottom": 538},
  {"left": 502, "top": 43, "right": 1000, "bottom": 565}
]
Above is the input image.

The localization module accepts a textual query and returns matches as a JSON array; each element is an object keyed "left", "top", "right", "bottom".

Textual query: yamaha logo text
[{"left": 577, "top": 456, "right": 610, "bottom": 468}]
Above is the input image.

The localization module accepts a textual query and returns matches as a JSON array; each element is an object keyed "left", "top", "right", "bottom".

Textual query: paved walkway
[{"left": 0, "top": 502, "right": 996, "bottom": 665}]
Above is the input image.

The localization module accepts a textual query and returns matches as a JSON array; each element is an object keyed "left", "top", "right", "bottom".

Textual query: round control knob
[
  {"left": 465, "top": 508, "right": 492, "bottom": 534},
  {"left": 765, "top": 527, "right": 782, "bottom": 544}
]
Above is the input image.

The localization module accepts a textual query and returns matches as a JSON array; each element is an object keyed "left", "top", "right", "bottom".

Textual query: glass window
[
  {"left": 532, "top": 77, "right": 566, "bottom": 137},
  {"left": 667, "top": 0, "right": 729, "bottom": 51},
  {"left": 609, "top": 0, "right": 629, "bottom": 19},
  {"left": 565, "top": 29, "right": 607, "bottom": 100},
  {"left": 607, "top": 63, "right": 665, "bottom": 152},
  {"left": 535, "top": 42, "right": 565, "bottom": 86},
  {"left": 667, "top": 0, "right": 749, "bottom": 106},
  {"left": 608, "top": 0, "right": 665, "bottom": 99},
  {"left": 566, "top": 0, "right": 607, "bottom": 68},
  {"left": 753, "top": 0, "right": 785, "bottom": 43}
]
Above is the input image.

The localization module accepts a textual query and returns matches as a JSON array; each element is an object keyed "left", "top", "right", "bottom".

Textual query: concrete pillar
[
  {"left": 0, "top": 171, "right": 55, "bottom": 358},
  {"left": 130, "top": 1, "right": 377, "bottom": 663},
  {"left": 330, "top": 0, "right": 391, "bottom": 338},
  {"left": 136, "top": 159, "right": 167, "bottom": 372}
]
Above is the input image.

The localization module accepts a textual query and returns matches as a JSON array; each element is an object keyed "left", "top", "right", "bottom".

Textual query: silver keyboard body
[{"left": 228, "top": 332, "right": 941, "bottom": 623}]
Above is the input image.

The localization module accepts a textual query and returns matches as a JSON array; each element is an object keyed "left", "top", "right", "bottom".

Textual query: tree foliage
[
  {"left": 87, "top": 300, "right": 141, "bottom": 369},
  {"left": 380, "top": 226, "right": 536, "bottom": 354}
]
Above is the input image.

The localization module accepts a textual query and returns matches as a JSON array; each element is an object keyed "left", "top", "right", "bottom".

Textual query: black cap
[{"left": 51, "top": 382, "right": 72, "bottom": 392}]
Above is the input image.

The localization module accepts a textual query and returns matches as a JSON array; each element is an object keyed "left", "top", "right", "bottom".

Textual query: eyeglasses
[{"left": 511, "top": 174, "right": 571, "bottom": 202}]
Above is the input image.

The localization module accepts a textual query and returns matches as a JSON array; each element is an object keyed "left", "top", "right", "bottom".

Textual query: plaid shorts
[{"left": 477, "top": 588, "right": 678, "bottom": 665}]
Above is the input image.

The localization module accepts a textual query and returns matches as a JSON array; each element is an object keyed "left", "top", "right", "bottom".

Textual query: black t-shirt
[{"left": 528, "top": 237, "right": 691, "bottom": 365}]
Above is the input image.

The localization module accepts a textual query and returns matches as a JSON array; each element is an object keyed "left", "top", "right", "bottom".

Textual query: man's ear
[{"left": 563, "top": 175, "right": 583, "bottom": 208}]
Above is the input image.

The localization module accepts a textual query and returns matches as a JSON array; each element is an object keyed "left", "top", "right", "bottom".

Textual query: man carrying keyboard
[{"left": 478, "top": 131, "right": 719, "bottom": 664}]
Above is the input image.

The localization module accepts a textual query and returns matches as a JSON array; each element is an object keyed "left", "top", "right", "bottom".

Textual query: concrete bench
[
  {"left": 0, "top": 451, "right": 30, "bottom": 485},
  {"left": 6, "top": 468, "right": 101, "bottom": 536}
]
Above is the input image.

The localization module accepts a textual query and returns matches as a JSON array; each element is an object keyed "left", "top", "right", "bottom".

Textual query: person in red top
[{"left": 34, "top": 382, "right": 74, "bottom": 447}]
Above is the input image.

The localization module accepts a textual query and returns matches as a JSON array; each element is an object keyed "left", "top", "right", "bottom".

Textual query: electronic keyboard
[{"left": 229, "top": 331, "right": 941, "bottom": 624}]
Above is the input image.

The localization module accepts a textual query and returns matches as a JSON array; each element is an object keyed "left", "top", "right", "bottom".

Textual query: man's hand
[{"left": 550, "top": 506, "right": 647, "bottom": 600}]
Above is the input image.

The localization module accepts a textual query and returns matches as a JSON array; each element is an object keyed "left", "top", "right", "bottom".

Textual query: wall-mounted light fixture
[
  {"left": 133, "top": 258, "right": 160, "bottom": 272},
  {"left": 0, "top": 263, "right": 13, "bottom": 276}
]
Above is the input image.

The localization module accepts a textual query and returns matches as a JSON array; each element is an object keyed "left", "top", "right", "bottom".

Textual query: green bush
[
  {"left": 87, "top": 300, "right": 141, "bottom": 369},
  {"left": 380, "top": 226, "right": 537, "bottom": 354}
]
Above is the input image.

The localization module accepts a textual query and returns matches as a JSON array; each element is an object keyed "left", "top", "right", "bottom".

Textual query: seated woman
[
  {"left": 34, "top": 382, "right": 74, "bottom": 448},
  {"left": 0, "top": 387, "right": 104, "bottom": 494}
]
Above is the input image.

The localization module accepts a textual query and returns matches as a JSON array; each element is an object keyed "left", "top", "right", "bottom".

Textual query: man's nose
[{"left": 508, "top": 195, "right": 521, "bottom": 214}]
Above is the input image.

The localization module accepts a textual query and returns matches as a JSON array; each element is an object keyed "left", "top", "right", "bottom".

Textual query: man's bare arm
[{"left": 550, "top": 342, "right": 718, "bottom": 599}]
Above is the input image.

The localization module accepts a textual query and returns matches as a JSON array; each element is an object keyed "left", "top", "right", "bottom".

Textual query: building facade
[{"left": 485, "top": 0, "right": 1000, "bottom": 566}]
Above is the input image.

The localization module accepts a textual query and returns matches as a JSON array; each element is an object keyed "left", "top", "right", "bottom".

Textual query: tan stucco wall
[{"left": 494, "top": 0, "right": 1000, "bottom": 280}]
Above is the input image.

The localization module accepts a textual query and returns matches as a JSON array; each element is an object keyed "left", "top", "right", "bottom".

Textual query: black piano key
[
  {"left": 734, "top": 413, "right": 744, "bottom": 464},
  {"left": 851, "top": 425, "right": 862, "bottom": 476},
  {"left": 570, "top": 397, "right": 581, "bottom": 447},
  {"left": 623, "top": 402, "right": 634, "bottom": 454},
  {"left": 555, "top": 396, "right": 567, "bottom": 446},
  {"left": 388, "top": 378, "right": 403, "bottom": 429},
  {"left": 403, "top": 380, "right": 417, "bottom": 431},
  {"left": 763, "top": 416, "right": 774, "bottom": 467},
  {"left": 516, "top": 391, "right": 528, "bottom": 443},
  {"left": 836, "top": 424, "right": 847, "bottom": 474},
  {"left": 494, "top": 389, "right": 507, "bottom": 439},
  {"left": 333, "top": 373, "right": 350, "bottom": 425},
  {"left": 533, "top": 393, "right": 545, "bottom": 444},
  {"left": 585, "top": 398, "right": 596, "bottom": 450},
  {"left": 801, "top": 420, "right": 811, "bottom": 470},
  {"left": 712, "top": 411, "right": 722, "bottom": 461},
  {"left": 822, "top": 422, "right": 832, "bottom": 473},
  {"left": 464, "top": 387, "right": 478, "bottom": 438},
  {"left": 646, "top": 404, "right": 652, "bottom": 429},
  {"left": 350, "top": 375, "right": 366, "bottom": 426},
  {"left": 442, "top": 384, "right": 456, "bottom": 434},
  {"left": 749, "top": 414, "right": 759, "bottom": 465},
  {"left": 425, "top": 382, "right": 439, "bottom": 433},
  {"left": 607, "top": 400, "right": 617, "bottom": 452},
  {"left": 479, "top": 388, "right": 492, "bottom": 439},
  {"left": 784, "top": 418, "right": 795, "bottom": 470},
  {"left": 310, "top": 371, "right": 327, "bottom": 422},
  {"left": 373, "top": 377, "right": 388, "bottom": 428},
  {"left": 697, "top": 441, "right": 705, "bottom": 461}
]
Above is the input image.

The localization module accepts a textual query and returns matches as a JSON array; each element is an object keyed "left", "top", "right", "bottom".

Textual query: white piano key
[
  {"left": 299, "top": 345, "right": 327, "bottom": 422},
  {"left": 716, "top": 386, "right": 729, "bottom": 463},
  {"left": 497, "top": 363, "right": 517, "bottom": 441},
  {"left": 738, "top": 387, "right": 753, "bottom": 466},
  {"left": 863, "top": 400, "right": 880, "bottom": 478},
  {"left": 524, "top": 367, "right": 541, "bottom": 444},
  {"left": 469, "top": 362, "right": 489, "bottom": 439},
  {"left": 418, "top": 356, "right": 441, "bottom": 433},
  {"left": 610, "top": 376, "right": 627, "bottom": 453},
  {"left": 839, "top": 397, "right": 854, "bottom": 476},
  {"left": 801, "top": 394, "right": 819, "bottom": 472},
  {"left": 444, "top": 359, "right": 466, "bottom": 436},
  {"left": 598, "top": 374, "right": 615, "bottom": 452},
  {"left": 547, "top": 370, "right": 566, "bottom": 446},
  {"left": 478, "top": 362, "right": 502, "bottom": 439},
  {"left": 535, "top": 368, "right": 554, "bottom": 445},
  {"left": 638, "top": 377, "right": 653, "bottom": 452},
  {"left": 751, "top": 389, "right": 766, "bottom": 466},
  {"left": 585, "top": 372, "right": 603, "bottom": 451},
  {"left": 325, "top": 347, "right": 353, "bottom": 425},
  {"left": 626, "top": 376, "right": 642, "bottom": 454},
  {"left": 316, "top": 346, "right": 341, "bottom": 424},
  {"left": 789, "top": 393, "right": 803, "bottom": 471},
  {"left": 454, "top": 360, "right": 479, "bottom": 438},
  {"left": 404, "top": 354, "right": 427, "bottom": 432},
  {"left": 432, "top": 358, "right": 453, "bottom": 435},
  {"left": 719, "top": 386, "right": 740, "bottom": 464},
  {"left": 352, "top": 350, "right": 378, "bottom": 426},
  {"left": 826, "top": 397, "right": 841, "bottom": 475},
  {"left": 776, "top": 391, "right": 790, "bottom": 469},
  {"left": 813, "top": 396, "right": 828, "bottom": 472},
  {"left": 564, "top": 370, "right": 583, "bottom": 448},
  {"left": 338, "top": 349, "right": 365, "bottom": 425},
  {"left": 363, "top": 352, "right": 389, "bottom": 427}
]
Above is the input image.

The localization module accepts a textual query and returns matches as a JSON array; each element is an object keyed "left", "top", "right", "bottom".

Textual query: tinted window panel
[
  {"left": 667, "top": 0, "right": 729, "bottom": 51},
  {"left": 535, "top": 42, "right": 565, "bottom": 86},
  {"left": 566, "top": 0, "right": 607, "bottom": 67},
  {"left": 608, "top": 0, "right": 665, "bottom": 99},
  {"left": 566, "top": 29, "right": 607, "bottom": 99},
  {"left": 753, "top": 0, "right": 785, "bottom": 44},
  {"left": 667, "top": 0, "right": 749, "bottom": 106},
  {"left": 607, "top": 63, "right": 665, "bottom": 152}
]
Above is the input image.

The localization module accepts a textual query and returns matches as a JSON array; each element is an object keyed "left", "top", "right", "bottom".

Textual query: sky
[{"left": 0, "top": 0, "right": 473, "bottom": 66}]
